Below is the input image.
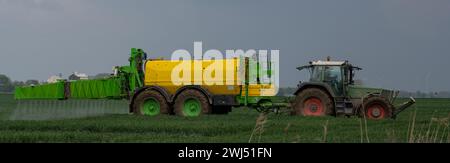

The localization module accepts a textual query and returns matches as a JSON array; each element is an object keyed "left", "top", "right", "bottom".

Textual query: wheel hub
[
  {"left": 183, "top": 98, "right": 201, "bottom": 117},
  {"left": 142, "top": 98, "right": 160, "bottom": 116},
  {"left": 309, "top": 104, "right": 318, "bottom": 113},
  {"left": 367, "top": 104, "right": 386, "bottom": 119},
  {"left": 371, "top": 107, "right": 381, "bottom": 117},
  {"left": 303, "top": 98, "right": 324, "bottom": 116}
]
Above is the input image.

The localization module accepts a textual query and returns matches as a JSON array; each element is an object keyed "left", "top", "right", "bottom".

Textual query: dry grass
[
  {"left": 249, "top": 112, "right": 269, "bottom": 143},
  {"left": 322, "top": 120, "right": 329, "bottom": 143},
  {"left": 254, "top": 105, "right": 449, "bottom": 143},
  {"left": 404, "top": 105, "right": 449, "bottom": 143},
  {"left": 283, "top": 123, "right": 291, "bottom": 143},
  {"left": 407, "top": 117, "right": 449, "bottom": 143}
]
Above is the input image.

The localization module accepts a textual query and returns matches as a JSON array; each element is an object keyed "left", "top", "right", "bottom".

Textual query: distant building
[
  {"left": 69, "top": 72, "right": 89, "bottom": 81},
  {"left": 47, "top": 75, "right": 63, "bottom": 83}
]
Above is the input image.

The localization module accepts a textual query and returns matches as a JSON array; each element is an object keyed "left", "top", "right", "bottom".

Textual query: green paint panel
[
  {"left": 347, "top": 85, "right": 383, "bottom": 99},
  {"left": 236, "top": 95, "right": 290, "bottom": 107},
  {"left": 70, "top": 78, "right": 124, "bottom": 99},
  {"left": 14, "top": 82, "right": 65, "bottom": 100}
]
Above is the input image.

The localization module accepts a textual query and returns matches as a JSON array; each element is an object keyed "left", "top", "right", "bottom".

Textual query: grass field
[{"left": 1, "top": 93, "right": 449, "bottom": 143}]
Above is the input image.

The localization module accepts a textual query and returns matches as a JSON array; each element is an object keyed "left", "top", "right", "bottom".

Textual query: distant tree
[
  {"left": 429, "top": 92, "right": 438, "bottom": 98},
  {"left": 0, "top": 74, "right": 14, "bottom": 92},
  {"left": 94, "top": 73, "right": 112, "bottom": 79},
  {"left": 354, "top": 79, "right": 364, "bottom": 85},
  {"left": 415, "top": 91, "right": 427, "bottom": 98},
  {"left": 25, "top": 80, "right": 39, "bottom": 86},
  {"left": 277, "top": 88, "right": 285, "bottom": 96},
  {"left": 12, "top": 81, "right": 25, "bottom": 87},
  {"left": 438, "top": 91, "right": 450, "bottom": 98}
]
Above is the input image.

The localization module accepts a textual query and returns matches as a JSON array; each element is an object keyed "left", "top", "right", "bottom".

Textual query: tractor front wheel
[
  {"left": 293, "top": 88, "right": 334, "bottom": 116},
  {"left": 361, "top": 96, "right": 393, "bottom": 120}
]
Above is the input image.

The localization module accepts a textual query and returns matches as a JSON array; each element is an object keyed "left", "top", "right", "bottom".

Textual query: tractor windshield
[
  {"left": 310, "top": 66, "right": 342, "bottom": 82},
  {"left": 324, "top": 66, "right": 342, "bottom": 83},
  {"left": 310, "top": 65, "right": 343, "bottom": 95}
]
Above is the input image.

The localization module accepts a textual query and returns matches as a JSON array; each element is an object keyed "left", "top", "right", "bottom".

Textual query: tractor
[{"left": 292, "top": 58, "right": 415, "bottom": 120}]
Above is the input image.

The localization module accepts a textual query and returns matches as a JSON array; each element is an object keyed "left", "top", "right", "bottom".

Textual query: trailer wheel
[
  {"left": 293, "top": 88, "right": 334, "bottom": 116},
  {"left": 174, "top": 89, "right": 212, "bottom": 117},
  {"left": 361, "top": 96, "right": 393, "bottom": 120},
  {"left": 132, "top": 90, "right": 170, "bottom": 116}
]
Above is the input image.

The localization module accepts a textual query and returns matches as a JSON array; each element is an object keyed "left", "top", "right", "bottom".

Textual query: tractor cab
[{"left": 297, "top": 58, "right": 361, "bottom": 96}]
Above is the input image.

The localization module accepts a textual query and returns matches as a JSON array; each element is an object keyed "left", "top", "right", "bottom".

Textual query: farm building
[
  {"left": 69, "top": 72, "right": 88, "bottom": 81},
  {"left": 47, "top": 75, "right": 63, "bottom": 83}
]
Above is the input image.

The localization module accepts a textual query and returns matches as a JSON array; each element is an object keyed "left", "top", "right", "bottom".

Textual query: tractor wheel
[
  {"left": 174, "top": 89, "right": 212, "bottom": 117},
  {"left": 212, "top": 106, "right": 232, "bottom": 115},
  {"left": 132, "top": 89, "right": 170, "bottom": 116},
  {"left": 293, "top": 88, "right": 334, "bottom": 116},
  {"left": 361, "top": 96, "right": 393, "bottom": 120}
]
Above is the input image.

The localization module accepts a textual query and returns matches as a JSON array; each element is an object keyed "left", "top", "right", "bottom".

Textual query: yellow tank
[{"left": 144, "top": 58, "right": 277, "bottom": 97}]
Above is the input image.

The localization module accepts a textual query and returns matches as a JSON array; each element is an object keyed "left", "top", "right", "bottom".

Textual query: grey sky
[{"left": 0, "top": 0, "right": 449, "bottom": 92}]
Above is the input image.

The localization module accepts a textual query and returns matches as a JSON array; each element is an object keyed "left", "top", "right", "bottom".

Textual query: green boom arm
[
  {"left": 118, "top": 48, "right": 146, "bottom": 94},
  {"left": 15, "top": 48, "right": 147, "bottom": 100}
]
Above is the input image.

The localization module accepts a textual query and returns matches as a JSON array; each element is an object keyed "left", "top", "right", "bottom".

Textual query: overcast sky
[{"left": 0, "top": 0, "right": 449, "bottom": 92}]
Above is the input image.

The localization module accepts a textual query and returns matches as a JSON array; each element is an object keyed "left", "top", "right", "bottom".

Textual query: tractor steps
[{"left": 334, "top": 98, "right": 354, "bottom": 115}]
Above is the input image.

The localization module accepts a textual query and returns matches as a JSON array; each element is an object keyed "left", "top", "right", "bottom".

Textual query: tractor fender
[
  {"left": 129, "top": 86, "right": 172, "bottom": 113},
  {"left": 172, "top": 85, "right": 213, "bottom": 105},
  {"left": 294, "top": 82, "right": 336, "bottom": 98}
]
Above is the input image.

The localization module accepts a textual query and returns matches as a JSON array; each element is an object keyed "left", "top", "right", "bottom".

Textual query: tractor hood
[{"left": 347, "top": 85, "right": 395, "bottom": 100}]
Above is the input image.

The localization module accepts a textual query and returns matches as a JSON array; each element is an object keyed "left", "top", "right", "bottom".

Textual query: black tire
[
  {"left": 292, "top": 88, "right": 334, "bottom": 116},
  {"left": 361, "top": 96, "right": 393, "bottom": 120},
  {"left": 212, "top": 106, "right": 232, "bottom": 115},
  {"left": 132, "top": 89, "right": 170, "bottom": 116},
  {"left": 174, "top": 89, "right": 212, "bottom": 117}
]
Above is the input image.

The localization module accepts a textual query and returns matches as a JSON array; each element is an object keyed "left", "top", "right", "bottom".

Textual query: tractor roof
[
  {"left": 310, "top": 60, "right": 346, "bottom": 66},
  {"left": 297, "top": 59, "right": 362, "bottom": 71}
]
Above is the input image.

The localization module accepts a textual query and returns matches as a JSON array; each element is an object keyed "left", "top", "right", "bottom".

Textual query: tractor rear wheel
[
  {"left": 361, "top": 96, "right": 393, "bottom": 120},
  {"left": 293, "top": 88, "right": 334, "bottom": 116},
  {"left": 174, "top": 89, "right": 212, "bottom": 117},
  {"left": 132, "top": 90, "right": 170, "bottom": 116}
]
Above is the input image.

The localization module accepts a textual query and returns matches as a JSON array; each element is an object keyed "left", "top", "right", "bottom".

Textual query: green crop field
[{"left": 0, "top": 93, "right": 449, "bottom": 143}]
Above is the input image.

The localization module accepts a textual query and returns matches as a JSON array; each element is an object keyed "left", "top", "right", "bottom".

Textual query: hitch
[
  {"left": 392, "top": 97, "right": 416, "bottom": 119},
  {"left": 255, "top": 102, "right": 291, "bottom": 114}
]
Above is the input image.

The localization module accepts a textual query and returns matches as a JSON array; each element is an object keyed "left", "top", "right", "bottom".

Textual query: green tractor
[{"left": 293, "top": 58, "right": 415, "bottom": 120}]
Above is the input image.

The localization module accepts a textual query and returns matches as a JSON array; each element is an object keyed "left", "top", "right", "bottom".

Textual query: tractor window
[
  {"left": 310, "top": 66, "right": 324, "bottom": 82},
  {"left": 324, "top": 66, "right": 342, "bottom": 83},
  {"left": 310, "top": 66, "right": 343, "bottom": 84},
  {"left": 324, "top": 66, "right": 343, "bottom": 95}
]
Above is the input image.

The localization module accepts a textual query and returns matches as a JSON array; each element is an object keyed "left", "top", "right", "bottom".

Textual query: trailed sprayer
[{"left": 14, "top": 48, "right": 286, "bottom": 117}]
